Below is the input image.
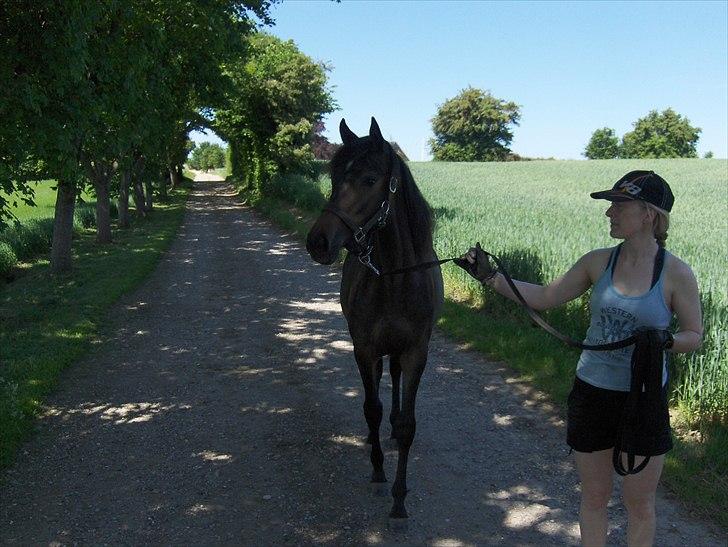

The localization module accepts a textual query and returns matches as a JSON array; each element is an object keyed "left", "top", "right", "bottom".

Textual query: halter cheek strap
[{"left": 322, "top": 151, "right": 400, "bottom": 274}]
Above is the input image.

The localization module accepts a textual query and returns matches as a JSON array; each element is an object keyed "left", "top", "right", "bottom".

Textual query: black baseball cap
[{"left": 590, "top": 170, "right": 674, "bottom": 212}]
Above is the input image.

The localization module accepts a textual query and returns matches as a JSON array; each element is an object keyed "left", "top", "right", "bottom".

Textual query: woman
[{"left": 457, "top": 170, "right": 703, "bottom": 547}]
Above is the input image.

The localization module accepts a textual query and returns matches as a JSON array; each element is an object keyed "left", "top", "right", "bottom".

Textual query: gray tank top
[{"left": 576, "top": 245, "right": 672, "bottom": 391}]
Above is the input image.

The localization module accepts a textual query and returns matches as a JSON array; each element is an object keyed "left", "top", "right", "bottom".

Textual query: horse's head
[{"left": 306, "top": 117, "right": 398, "bottom": 265}]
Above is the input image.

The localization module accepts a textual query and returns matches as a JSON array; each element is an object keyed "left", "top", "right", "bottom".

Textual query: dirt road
[{"left": 1, "top": 180, "right": 724, "bottom": 545}]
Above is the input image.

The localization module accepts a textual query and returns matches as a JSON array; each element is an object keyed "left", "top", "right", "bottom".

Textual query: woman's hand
[
  {"left": 454, "top": 242, "right": 498, "bottom": 284},
  {"left": 633, "top": 326, "right": 674, "bottom": 349}
]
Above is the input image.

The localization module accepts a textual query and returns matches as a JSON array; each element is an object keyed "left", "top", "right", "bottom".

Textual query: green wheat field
[{"left": 305, "top": 158, "right": 727, "bottom": 423}]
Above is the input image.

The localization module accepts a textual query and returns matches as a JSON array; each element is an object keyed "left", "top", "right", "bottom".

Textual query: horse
[{"left": 306, "top": 117, "right": 444, "bottom": 519}]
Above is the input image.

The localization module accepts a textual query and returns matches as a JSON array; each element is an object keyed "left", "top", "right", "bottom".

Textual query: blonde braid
[{"left": 644, "top": 202, "right": 670, "bottom": 248}]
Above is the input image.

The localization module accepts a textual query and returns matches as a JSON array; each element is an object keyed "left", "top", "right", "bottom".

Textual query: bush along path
[{"left": 0, "top": 180, "right": 724, "bottom": 545}]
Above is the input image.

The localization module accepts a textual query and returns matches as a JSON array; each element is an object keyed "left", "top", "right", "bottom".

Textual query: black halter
[{"left": 323, "top": 163, "right": 399, "bottom": 275}]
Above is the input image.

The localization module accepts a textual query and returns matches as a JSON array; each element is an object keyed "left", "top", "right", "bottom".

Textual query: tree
[
  {"left": 584, "top": 127, "right": 620, "bottom": 159},
  {"left": 311, "top": 122, "right": 339, "bottom": 160},
  {"left": 621, "top": 108, "right": 701, "bottom": 158},
  {"left": 429, "top": 87, "right": 520, "bottom": 162},
  {"left": 216, "top": 32, "right": 336, "bottom": 191},
  {"left": 188, "top": 142, "right": 226, "bottom": 171},
  {"left": 0, "top": 1, "right": 105, "bottom": 270}
]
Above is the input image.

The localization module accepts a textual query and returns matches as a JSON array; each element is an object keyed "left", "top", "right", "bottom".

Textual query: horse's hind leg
[
  {"left": 390, "top": 348, "right": 426, "bottom": 519},
  {"left": 389, "top": 354, "right": 401, "bottom": 439},
  {"left": 355, "top": 349, "right": 386, "bottom": 483}
]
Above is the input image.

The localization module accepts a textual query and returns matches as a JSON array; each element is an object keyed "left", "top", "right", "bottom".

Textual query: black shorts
[{"left": 567, "top": 376, "right": 673, "bottom": 456}]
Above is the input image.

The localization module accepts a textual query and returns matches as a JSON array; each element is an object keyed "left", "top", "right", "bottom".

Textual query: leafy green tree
[
  {"left": 584, "top": 127, "right": 620, "bottom": 159},
  {"left": 0, "top": 1, "right": 105, "bottom": 271},
  {"left": 621, "top": 108, "right": 701, "bottom": 158},
  {"left": 189, "top": 142, "right": 226, "bottom": 171},
  {"left": 704, "top": 151, "right": 714, "bottom": 159},
  {"left": 216, "top": 32, "right": 336, "bottom": 192},
  {"left": 429, "top": 87, "right": 520, "bottom": 162}
]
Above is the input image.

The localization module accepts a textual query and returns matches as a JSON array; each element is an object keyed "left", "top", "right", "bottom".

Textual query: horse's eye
[{"left": 364, "top": 177, "right": 377, "bottom": 186}]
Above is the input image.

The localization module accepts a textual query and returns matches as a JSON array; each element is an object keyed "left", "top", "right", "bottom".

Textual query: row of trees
[
  {"left": 428, "top": 88, "right": 705, "bottom": 162},
  {"left": 0, "top": 0, "right": 278, "bottom": 273},
  {"left": 2, "top": 0, "right": 335, "bottom": 272},
  {"left": 584, "top": 109, "right": 703, "bottom": 159}
]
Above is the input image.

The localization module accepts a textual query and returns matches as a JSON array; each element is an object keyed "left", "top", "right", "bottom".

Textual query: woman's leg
[
  {"left": 574, "top": 448, "right": 614, "bottom": 547},
  {"left": 621, "top": 454, "right": 664, "bottom": 547}
]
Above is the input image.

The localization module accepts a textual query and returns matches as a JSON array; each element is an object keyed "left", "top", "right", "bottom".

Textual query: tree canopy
[
  {"left": 584, "top": 128, "right": 620, "bottom": 159},
  {"left": 216, "top": 32, "right": 336, "bottom": 194},
  {"left": 188, "top": 142, "right": 227, "bottom": 171},
  {"left": 620, "top": 108, "right": 701, "bottom": 159},
  {"left": 0, "top": 0, "right": 277, "bottom": 271},
  {"left": 429, "top": 87, "right": 520, "bottom": 162}
]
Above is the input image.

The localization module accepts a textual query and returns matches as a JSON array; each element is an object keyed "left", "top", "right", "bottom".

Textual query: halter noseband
[{"left": 323, "top": 163, "right": 399, "bottom": 276}]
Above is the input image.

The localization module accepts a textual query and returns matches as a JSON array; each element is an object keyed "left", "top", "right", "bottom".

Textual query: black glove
[
  {"left": 633, "top": 326, "right": 674, "bottom": 349},
  {"left": 454, "top": 242, "right": 498, "bottom": 283}
]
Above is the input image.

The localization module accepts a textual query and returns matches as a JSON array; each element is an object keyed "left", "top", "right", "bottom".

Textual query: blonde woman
[{"left": 458, "top": 171, "right": 703, "bottom": 546}]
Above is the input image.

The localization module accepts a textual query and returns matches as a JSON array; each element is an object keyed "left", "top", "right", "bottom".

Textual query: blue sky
[{"left": 192, "top": 0, "right": 728, "bottom": 160}]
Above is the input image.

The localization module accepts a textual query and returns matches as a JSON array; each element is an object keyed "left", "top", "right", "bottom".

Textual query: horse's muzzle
[
  {"left": 306, "top": 232, "right": 334, "bottom": 264},
  {"left": 307, "top": 210, "right": 353, "bottom": 265}
]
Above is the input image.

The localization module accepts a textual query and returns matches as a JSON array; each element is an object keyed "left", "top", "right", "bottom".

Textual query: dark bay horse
[{"left": 306, "top": 117, "right": 444, "bottom": 519}]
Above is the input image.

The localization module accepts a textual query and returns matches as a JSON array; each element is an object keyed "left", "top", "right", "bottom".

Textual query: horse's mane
[{"left": 392, "top": 152, "right": 435, "bottom": 258}]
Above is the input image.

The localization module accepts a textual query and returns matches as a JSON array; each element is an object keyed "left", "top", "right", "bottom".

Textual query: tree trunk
[
  {"left": 50, "top": 179, "right": 76, "bottom": 274},
  {"left": 144, "top": 180, "right": 153, "bottom": 211},
  {"left": 158, "top": 170, "right": 168, "bottom": 201},
  {"left": 92, "top": 174, "right": 112, "bottom": 244},
  {"left": 118, "top": 170, "right": 131, "bottom": 228},
  {"left": 169, "top": 166, "right": 181, "bottom": 191},
  {"left": 132, "top": 180, "right": 146, "bottom": 217}
]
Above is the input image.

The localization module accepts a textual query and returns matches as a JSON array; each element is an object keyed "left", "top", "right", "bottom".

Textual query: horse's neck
[{"left": 371, "top": 204, "right": 420, "bottom": 270}]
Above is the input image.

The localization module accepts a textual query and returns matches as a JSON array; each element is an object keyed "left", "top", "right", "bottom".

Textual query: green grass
[
  {"left": 0, "top": 184, "right": 189, "bottom": 468},
  {"left": 233, "top": 159, "right": 728, "bottom": 530},
  {"left": 2, "top": 180, "right": 94, "bottom": 221}
]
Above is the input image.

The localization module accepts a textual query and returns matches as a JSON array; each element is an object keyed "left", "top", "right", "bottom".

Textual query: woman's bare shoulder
[
  {"left": 664, "top": 251, "right": 698, "bottom": 284},
  {"left": 579, "top": 247, "right": 614, "bottom": 283}
]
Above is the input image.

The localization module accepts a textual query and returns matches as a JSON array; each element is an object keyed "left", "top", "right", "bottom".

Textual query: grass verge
[
  {"left": 0, "top": 185, "right": 190, "bottom": 468},
  {"left": 232, "top": 174, "right": 727, "bottom": 532}
]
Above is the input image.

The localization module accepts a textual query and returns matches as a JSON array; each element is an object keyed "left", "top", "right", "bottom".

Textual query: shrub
[
  {"left": 0, "top": 242, "right": 17, "bottom": 278},
  {"left": 74, "top": 204, "right": 96, "bottom": 229},
  {"left": 0, "top": 218, "right": 53, "bottom": 261}
]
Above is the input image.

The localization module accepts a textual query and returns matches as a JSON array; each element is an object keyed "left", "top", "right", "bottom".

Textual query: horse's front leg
[
  {"left": 389, "top": 354, "right": 401, "bottom": 439},
  {"left": 355, "top": 348, "right": 386, "bottom": 484},
  {"left": 390, "top": 347, "right": 427, "bottom": 519}
]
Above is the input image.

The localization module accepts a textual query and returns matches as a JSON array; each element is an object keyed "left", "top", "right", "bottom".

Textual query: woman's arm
[
  {"left": 668, "top": 261, "right": 703, "bottom": 353},
  {"left": 486, "top": 251, "right": 599, "bottom": 311}
]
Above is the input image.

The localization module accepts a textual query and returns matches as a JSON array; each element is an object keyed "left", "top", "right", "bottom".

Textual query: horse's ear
[
  {"left": 340, "top": 119, "right": 357, "bottom": 146},
  {"left": 369, "top": 117, "right": 384, "bottom": 151}
]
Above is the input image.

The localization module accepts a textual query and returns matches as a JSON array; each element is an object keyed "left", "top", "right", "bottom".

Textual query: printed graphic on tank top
[{"left": 576, "top": 244, "right": 672, "bottom": 392}]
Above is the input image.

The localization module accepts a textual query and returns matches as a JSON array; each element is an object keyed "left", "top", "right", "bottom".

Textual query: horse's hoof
[
  {"left": 387, "top": 515, "right": 409, "bottom": 532},
  {"left": 370, "top": 481, "right": 388, "bottom": 497}
]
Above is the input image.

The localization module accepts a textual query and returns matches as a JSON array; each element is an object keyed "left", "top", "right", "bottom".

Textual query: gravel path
[{"left": 1, "top": 180, "right": 724, "bottom": 546}]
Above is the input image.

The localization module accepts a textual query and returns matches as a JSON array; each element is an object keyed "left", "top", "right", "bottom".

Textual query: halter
[{"left": 322, "top": 160, "right": 399, "bottom": 276}]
